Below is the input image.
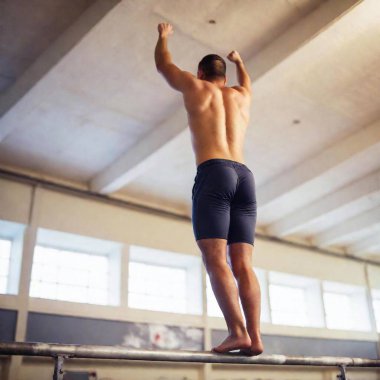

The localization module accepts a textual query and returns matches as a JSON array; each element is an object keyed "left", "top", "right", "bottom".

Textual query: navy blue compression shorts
[{"left": 191, "top": 158, "right": 257, "bottom": 245}]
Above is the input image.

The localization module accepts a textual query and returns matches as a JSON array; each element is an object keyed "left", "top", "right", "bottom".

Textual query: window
[
  {"left": 30, "top": 228, "right": 121, "bottom": 306},
  {"left": 128, "top": 262, "right": 187, "bottom": 313},
  {"left": 206, "top": 275, "right": 223, "bottom": 317},
  {"left": 371, "top": 289, "right": 380, "bottom": 333},
  {"left": 270, "top": 284, "right": 308, "bottom": 326},
  {"left": 323, "top": 281, "right": 371, "bottom": 331},
  {"left": 0, "top": 239, "right": 12, "bottom": 294},
  {"left": 128, "top": 245, "right": 202, "bottom": 315},
  {"left": 0, "top": 220, "right": 24, "bottom": 295},
  {"left": 30, "top": 246, "right": 110, "bottom": 305},
  {"left": 323, "top": 292, "right": 351, "bottom": 329},
  {"left": 269, "top": 271, "right": 324, "bottom": 328},
  {"left": 255, "top": 268, "right": 271, "bottom": 323}
]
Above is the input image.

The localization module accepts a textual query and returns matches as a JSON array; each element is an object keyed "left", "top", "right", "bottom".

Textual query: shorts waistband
[{"left": 197, "top": 158, "right": 250, "bottom": 171}]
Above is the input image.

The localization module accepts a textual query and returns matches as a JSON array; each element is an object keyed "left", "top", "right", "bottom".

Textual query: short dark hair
[{"left": 198, "top": 54, "right": 226, "bottom": 79}]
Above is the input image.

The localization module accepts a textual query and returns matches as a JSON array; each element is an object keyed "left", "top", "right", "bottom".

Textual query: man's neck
[{"left": 207, "top": 78, "right": 225, "bottom": 88}]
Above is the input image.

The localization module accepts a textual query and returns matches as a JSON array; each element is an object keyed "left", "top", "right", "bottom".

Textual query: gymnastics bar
[{"left": 1, "top": 342, "right": 380, "bottom": 380}]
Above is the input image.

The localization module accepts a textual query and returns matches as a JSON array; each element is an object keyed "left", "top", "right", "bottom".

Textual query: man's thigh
[{"left": 192, "top": 165, "right": 237, "bottom": 241}]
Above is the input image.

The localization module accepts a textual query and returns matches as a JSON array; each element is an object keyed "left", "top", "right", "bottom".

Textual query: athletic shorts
[{"left": 191, "top": 158, "right": 257, "bottom": 245}]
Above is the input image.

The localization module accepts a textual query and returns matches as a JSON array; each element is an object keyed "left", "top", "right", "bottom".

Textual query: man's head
[{"left": 197, "top": 54, "right": 226, "bottom": 82}]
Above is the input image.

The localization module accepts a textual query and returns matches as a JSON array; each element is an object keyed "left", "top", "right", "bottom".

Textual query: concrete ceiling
[
  {"left": 0, "top": 0, "right": 379, "bottom": 261},
  {"left": 0, "top": 0, "right": 96, "bottom": 93}
]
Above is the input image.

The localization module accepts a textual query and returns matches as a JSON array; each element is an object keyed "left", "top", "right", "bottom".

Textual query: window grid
[
  {"left": 0, "top": 239, "right": 12, "bottom": 294},
  {"left": 128, "top": 261, "right": 187, "bottom": 314},
  {"left": 323, "top": 292, "right": 353, "bottom": 330},
  {"left": 30, "top": 245, "right": 109, "bottom": 305},
  {"left": 372, "top": 298, "right": 380, "bottom": 332},
  {"left": 269, "top": 284, "right": 309, "bottom": 327},
  {"left": 206, "top": 275, "right": 223, "bottom": 317}
]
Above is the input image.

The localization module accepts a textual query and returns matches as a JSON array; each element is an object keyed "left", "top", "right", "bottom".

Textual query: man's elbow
[
  {"left": 156, "top": 60, "right": 170, "bottom": 75},
  {"left": 155, "top": 60, "right": 164, "bottom": 73},
  {"left": 240, "top": 83, "right": 252, "bottom": 97},
  {"left": 242, "top": 79, "right": 252, "bottom": 93}
]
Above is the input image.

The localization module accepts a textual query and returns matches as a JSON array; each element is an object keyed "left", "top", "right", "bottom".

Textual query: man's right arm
[
  {"left": 227, "top": 51, "right": 251, "bottom": 95},
  {"left": 155, "top": 23, "right": 196, "bottom": 93}
]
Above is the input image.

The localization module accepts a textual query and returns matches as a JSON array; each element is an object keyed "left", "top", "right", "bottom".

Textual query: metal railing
[{"left": 1, "top": 342, "right": 379, "bottom": 380}]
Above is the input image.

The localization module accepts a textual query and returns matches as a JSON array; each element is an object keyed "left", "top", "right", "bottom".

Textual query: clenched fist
[
  {"left": 227, "top": 50, "right": 243, "bottom": 64},
  {"left": 158, "top": 23, "right": 173, "bottom": 38}
]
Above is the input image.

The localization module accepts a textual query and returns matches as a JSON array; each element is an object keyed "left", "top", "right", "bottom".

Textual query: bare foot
[
  {"left": 212, "top": 333, "right": 251, "bottom": 354},
  {"left": 240, "top": 337, "right": 264, "bottom": 356}
]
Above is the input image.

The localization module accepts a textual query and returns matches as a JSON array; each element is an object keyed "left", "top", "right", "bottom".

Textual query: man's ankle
[
  {"left": 231, "top": 325, "right": 248, "bottom": 337},
  {"left": 247, "top": 326, "right": 261, "bottom": 337}
]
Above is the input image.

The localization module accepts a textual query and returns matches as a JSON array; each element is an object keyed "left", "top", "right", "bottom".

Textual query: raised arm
[
  {"left": 154, "top": 23, "right": 195, "bottom": 92},
  {"left": 227, "top": 50, "right": 252, "bottom": 95}
]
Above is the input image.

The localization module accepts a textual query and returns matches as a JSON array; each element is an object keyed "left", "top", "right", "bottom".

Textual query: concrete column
[
  {"left": 6, "top": 186, "right": 42, "bottom": 380},
  {"left": 201, "top": 262, "right": 213, "bottom": 380},
  {"left": 120, "top": 244, "right": 130, "bottom": 308}
]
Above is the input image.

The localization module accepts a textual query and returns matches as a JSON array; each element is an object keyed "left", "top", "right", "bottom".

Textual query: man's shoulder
[
  {"left": 181, "top": 72, "right": 206, "bottom": 90},
  {"left": 230, "top": 85, "right": 246, "bottom": 92},
  {"left": 229, "top": 85, "right": 251, "bottom": 98}
]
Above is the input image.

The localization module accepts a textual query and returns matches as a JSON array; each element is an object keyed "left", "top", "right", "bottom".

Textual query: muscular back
[{"left": 183, "top": 79, "right": 251, "bottom": 166}]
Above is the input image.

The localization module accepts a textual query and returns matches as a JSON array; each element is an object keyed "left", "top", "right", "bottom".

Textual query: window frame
[
  {"left": 322, "top": 281, "right": 372, "bottom": 332},
  {"left": 268, "top": 271, "right": 325, "bottom": 328},
  {"left": 29, "top": 228, "right": 122, "bottom": 306},
  {"left": 128, "top": 245, "right": 202, "bottom": 315},
  {"left": 0, "top": 220, "right": 25, "bottom": 295}
]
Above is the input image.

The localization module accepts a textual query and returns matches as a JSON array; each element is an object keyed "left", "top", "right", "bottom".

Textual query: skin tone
[{"left": 155, "top": 23, "right": 263, "bottom": 356}]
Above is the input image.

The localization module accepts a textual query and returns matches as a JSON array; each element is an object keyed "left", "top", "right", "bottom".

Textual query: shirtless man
[{"left": 155, "top": 23, "right": 263, "bottom": 356}]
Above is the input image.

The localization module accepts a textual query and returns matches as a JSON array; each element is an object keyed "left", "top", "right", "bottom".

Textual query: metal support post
[
  {"left": 337, "top": 365, "right": 347, "bottom": 380},
  {"left": 53, "top": 355, "right": 65, "bottom": 380}
]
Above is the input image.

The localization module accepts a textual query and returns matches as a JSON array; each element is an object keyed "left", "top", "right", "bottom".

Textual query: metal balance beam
[{"left": 1, "top": 342, "right": 379, "bottom": 380}]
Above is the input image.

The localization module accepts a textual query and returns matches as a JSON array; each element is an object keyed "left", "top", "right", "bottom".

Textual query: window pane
[
  {"left": 0, "top": 239, "right": 11, "bottom": 260},
  {"left": 65, "top": 268, "right": 89, "bottom": 287},
  {"left": 30, "top": 246, "right": 110, "bottom": 305},
  {"left": 0, "top": 276, "right": 7, "bottom": 294},
  {"left": 0, "top": 258, "right": 10, "bottom": 277},
  {"left": 324, "top": 292, "right": 353, "bottom": 330},
  {"left": 88, "top": 288, "right": 108, "bottom": 305},
  {"left": 206, "top": 276, "right": 223, "bottom": 317},
  {"left": 30, "top": 281, "right": 57, "bottom": 300},
  {"left": 89, "top": 270, "right": 108, "bottom": 288},
  {"left": 372, "top": 299, "right": 380, "bottom": 332},
  {"left": 128, "top": 262, "right": 187, "bottom": 313},
  {"left": 31, "top": 263, "right": 44, "bottom": 282},
  {"left": 269, "top": 284, "right": 309, "bottom": 326},
  {"left": 57, "top": 284, "right": 86, "bottom": 303},
  {"left": 0, "top": 239, "right": 12, "bottom": 294}
]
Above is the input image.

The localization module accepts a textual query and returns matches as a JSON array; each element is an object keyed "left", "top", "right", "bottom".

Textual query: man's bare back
[{"left": 183, "top": 80, "right": 251, "bottom": 166}]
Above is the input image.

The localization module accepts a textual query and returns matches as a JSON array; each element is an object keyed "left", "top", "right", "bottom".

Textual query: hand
[
  {"left": 227, "top": 50, "right": 243, "bottom": 64},
  {"left": 158, "top": 23, "right": 173, "bottom": 38}
]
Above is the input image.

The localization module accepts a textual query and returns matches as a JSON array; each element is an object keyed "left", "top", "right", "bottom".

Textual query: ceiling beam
[
  {"left": 349, "top": 234, "right": 380, "bottom": 256},
  {"left": 90, "top": 109, "right": 187, "bottom": 193},
  {"left": 268, "top": 169, "right": 380, "bottom": 236},
  {"left": 257, "top": 119, "right": 380, "bottom": 219},
  {"left": 0, "top": 0, "right": 120, "bottom": 142},
  {"left": 315, "top": 206, "right": 380, "bottom": 247},
  {"left": 90, "top": 0, "right": 362, "bottom": 194}
]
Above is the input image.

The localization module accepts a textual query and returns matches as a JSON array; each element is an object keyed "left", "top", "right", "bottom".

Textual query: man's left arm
[{"left": 155, "top": 23, "right": 195, "bottom": 92}]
